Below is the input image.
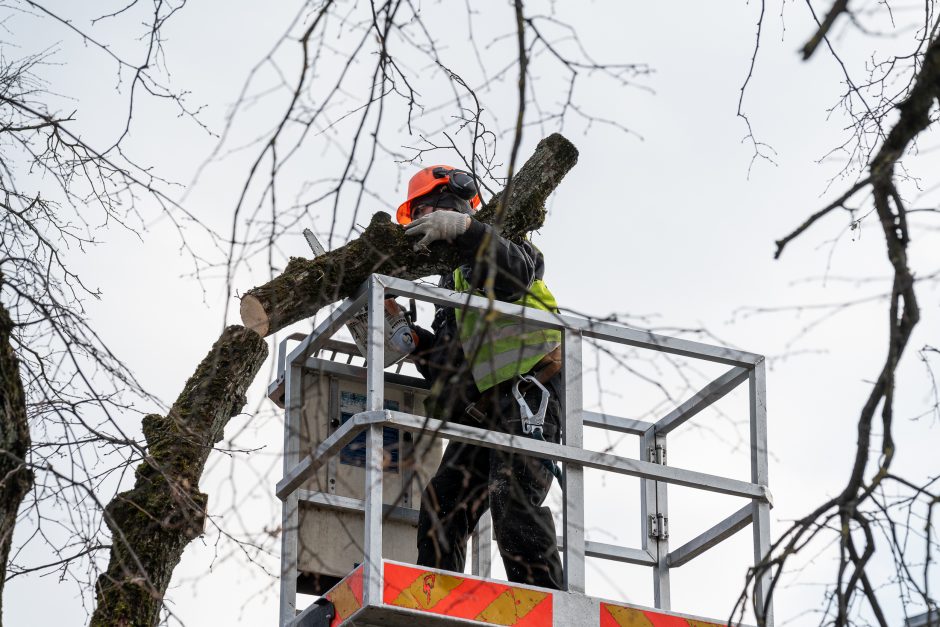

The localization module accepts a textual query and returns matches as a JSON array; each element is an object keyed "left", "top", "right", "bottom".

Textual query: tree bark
[
  {"left": 0, "top": 289, "right": 33, "bottom": 627},
  {"left": 90, "top": 326, "right": 267, "bottom": 627},
  {"left": 240, "top": 132, "right": 579, "bottom": 336}
]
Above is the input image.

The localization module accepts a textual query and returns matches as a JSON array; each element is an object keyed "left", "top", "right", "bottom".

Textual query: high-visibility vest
[{"left": 453, "top": 267, "right": 562, "bottom": 392}]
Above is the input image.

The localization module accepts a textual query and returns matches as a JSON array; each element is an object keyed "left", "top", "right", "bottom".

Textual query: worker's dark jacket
[
  {"left": 411, "top": 219, "right": 558, "bottom": 427},
  {"left": 410, "top": 218, "right": 565, "bottom": 590}
]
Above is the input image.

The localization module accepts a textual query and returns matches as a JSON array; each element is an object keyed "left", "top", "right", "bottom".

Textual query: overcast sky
[{"left": 4, "top": 1, "right": 939, "bottom": 625}]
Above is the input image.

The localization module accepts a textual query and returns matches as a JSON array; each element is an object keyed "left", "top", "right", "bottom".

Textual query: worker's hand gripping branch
[{"left": 404, "top": 210, "right": 471, "bottom": 250}]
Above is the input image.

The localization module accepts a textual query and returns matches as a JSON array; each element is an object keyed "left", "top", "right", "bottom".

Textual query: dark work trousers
[{"left": 416, "top": 375, "right": 564, "bottom": 590}]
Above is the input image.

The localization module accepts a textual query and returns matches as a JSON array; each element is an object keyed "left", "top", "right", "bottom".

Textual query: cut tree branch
[{"left": 240, "top": 132, "right": 579, "bottom": 336}]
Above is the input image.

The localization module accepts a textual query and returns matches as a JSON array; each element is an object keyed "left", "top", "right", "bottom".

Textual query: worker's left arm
[{"left": 454, "top": 220, "right": 539, "bottom": 302}]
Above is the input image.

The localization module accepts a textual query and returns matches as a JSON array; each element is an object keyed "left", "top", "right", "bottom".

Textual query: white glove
[{"left": 404, "top": 210, "right": 471, "bottom": 250}]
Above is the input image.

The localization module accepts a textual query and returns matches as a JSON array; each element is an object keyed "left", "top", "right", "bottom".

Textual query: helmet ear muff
[{"left": 432, "top": 166, "right": 477, "bottom": 202}]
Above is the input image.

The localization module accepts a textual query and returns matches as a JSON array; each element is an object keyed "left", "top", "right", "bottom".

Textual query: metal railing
[{"left": 275, "top": 273, "right": 774, "bottom": 626}]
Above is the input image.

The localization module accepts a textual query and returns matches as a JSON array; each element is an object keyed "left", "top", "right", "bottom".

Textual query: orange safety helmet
[{"left": 396, "top": 165, "right": 481, "bottom": 225}]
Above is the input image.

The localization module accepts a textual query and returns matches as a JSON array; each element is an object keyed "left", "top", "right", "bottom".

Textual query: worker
[{"left": 397, "top": 165, "right": 565, "bottom": 590}]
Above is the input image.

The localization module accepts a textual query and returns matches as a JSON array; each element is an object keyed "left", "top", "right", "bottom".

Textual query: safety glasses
[{"left": 410, "top": 203, "right": 437, "bottom": 220}]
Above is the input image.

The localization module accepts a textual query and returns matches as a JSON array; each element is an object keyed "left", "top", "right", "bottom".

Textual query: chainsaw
[{"left": 304, "top": 228, "right": 417, "bottom": 367}]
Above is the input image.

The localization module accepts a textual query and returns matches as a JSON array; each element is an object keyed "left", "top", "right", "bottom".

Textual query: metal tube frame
[
  {"left": 276, "top": 274, "right": 775, "bottom": 626},
  {"left": 279, "top": 362, "right": 302, "bottom": 626},
  {"left": 363, "top": 277, "right": 385, "bottom": 606}
]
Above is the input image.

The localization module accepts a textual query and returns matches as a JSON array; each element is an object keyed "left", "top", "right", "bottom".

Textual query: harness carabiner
[
  {"left": 512, "top": 374, "right": 550, "bottom": 437},
  {"left": 512, "top": 375, "right": 562, "bottom": 482}
]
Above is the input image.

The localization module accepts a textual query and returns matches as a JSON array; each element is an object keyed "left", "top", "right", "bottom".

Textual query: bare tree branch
[{"left": 738, "top": 25, "right": 940, "bottom": 626}]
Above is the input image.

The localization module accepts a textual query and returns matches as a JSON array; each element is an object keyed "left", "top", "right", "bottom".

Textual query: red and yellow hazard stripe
[
  {"left": 321, "top": 562, "right": 724, "bottom": 627},
  {"left": 384, "top": 562, "right": 553, "bottom": 626},
  {"left": 600, "top": 602, "right": 724, "bottom": 627},
  {"left": 324, "top": 565, "right": 363, "bottom": 627}
]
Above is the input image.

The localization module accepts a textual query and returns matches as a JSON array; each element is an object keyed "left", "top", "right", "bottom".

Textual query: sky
[{"left": 3, "top": 1, "right": 940, "bottom": 625}]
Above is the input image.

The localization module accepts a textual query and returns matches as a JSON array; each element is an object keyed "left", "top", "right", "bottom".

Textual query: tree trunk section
[
  {"left": 89, "top": 326, "right": 267, "bottom": 627},
  {"left": 241, "top": 132, "right": 579, "bottom": 336},
  {"left": 0, "top": 293, "right": 33, "bottom": 627}
]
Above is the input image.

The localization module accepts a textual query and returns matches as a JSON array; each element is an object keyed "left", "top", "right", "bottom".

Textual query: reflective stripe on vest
[{"left": 454, "top": 268, "right": 562, "bottom": 392}]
